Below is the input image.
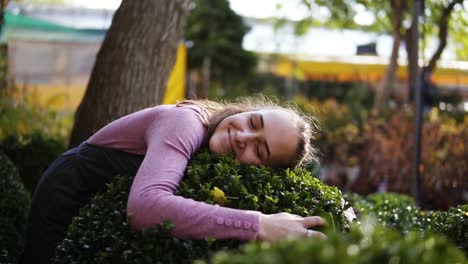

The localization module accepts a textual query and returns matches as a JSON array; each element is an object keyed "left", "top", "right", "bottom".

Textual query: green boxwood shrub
[
  {"left": 347, "top": 192, "right": 468, "bottom": 253},
  {"left": 346, "top": 192, "right": 421, "bottom": 232},
  {"left": 53, "top": 150, "right": 351, "bottom": 263},
  {"left": 0, "top": 131, "right": 66, "bottom": 193},
  {"left": 209, "top": 222, "right": 466, "bottom": 264},
  {"left": 0, "top": 152, "right": 31, "bottom": 263},
  {"left": 423, "top": 205, "right": 468, "bottom": 254}
]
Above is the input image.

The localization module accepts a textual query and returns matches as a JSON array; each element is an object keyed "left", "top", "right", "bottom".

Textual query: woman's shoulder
[
  {"left": 151, "top": 104, "right": 205, "bottom": 121},
  {"left": 137, "top": 104, "right": 200, "bottom": 118},
  {"left": 175, "top": 101, "right": 210, "bottom": 124},
  {"left": 145, "top": 103, "right": 208, "bottom": 125},
  {"left": 144, "top": 104, "right": 207, "bottom": 146},
  {"left": 143, "top": 104, "right": 207, "bottom": 135}
]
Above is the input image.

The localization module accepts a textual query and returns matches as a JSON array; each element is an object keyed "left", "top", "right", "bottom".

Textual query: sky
[
  {"left": 63, "top": 0, "right": 376, "bottom": 28},
  {"left": 64, "top": 0, "right": 120, "bottom": 9},
  {"left": 64, "top": 0, "right": 326, "bottom": 21}
]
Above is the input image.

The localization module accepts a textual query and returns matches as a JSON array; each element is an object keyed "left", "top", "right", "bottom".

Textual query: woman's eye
[{"left": 249, "top": 116, "right": 255, "bottom": 129}]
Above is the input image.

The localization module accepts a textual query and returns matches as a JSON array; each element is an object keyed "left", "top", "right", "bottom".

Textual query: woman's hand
[{"left": 257, "top": 212, "right": 327, "bottom": 241}]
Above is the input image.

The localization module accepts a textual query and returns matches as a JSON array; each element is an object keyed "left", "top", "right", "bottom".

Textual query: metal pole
[{"left": 411, "top": 0, "right": 423, "bottom": 206}]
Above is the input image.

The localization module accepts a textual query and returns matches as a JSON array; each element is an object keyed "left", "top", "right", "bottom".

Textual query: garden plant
[
  {"left": 51, "top": 150, "right": 466, "bottom": 263},
  {"left": 0, "top": 153, "right": 31, "bottom": 263},
  {"left": 53, "top": 150, "right": 350, "bottom": 263}
]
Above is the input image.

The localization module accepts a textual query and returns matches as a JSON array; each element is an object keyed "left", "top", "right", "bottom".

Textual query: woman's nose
[{"left": 235, "top": 131, "right": 257, "bottom": 149}]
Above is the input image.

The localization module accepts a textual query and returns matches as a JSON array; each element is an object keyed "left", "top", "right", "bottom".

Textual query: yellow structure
[
  {"left": 273, "top": 56, "right": 468, "bottom": 87},
  {"left": 163, "top": 43, "right": 187, "bottom": 104}
]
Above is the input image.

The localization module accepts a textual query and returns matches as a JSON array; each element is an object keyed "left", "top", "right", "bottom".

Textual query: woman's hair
[{"left": 177, "top": 96, "right": 320, "bottom": 168}]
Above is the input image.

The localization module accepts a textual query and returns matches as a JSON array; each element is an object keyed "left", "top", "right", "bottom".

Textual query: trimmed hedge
[
  {"left": 422, "top": 205, "right": 468, "bottom": 254},
  {"left": 347, "top": 192, "right": 468, "bottom": 253},
  {"left": 209, "top": 223, "right": 466, "bottom": 264},
  {"left": 0, "top": 132, "right": 66, "bottom": 194},
  {"left": 346, "top": 193, "right": 421, "bottom": 232},
  {"left": 0, "top": 152, "right": 31, "bottom": 263},
  {"left": 53, "top": 150, "right": 351, "bottom": 263}
]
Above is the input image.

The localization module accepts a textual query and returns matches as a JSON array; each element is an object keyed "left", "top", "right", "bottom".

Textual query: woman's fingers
[
  {"left": 257, "top": 213, "right": 328, "bottom": 241},
  {"left": 301, "top": 216, "right": 327, "bottom": 228},
  {"left": 303, "top": 216, "right": 327, "bottom": 240},
  {"left": 306, "top": 229, "right": 327, "bottom": 239}
]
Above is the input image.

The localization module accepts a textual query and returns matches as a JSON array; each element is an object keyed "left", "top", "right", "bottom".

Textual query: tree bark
[
  {"left": 423, "top": 0, "right": 463, "bottom": 77},
  {"left": 69, "top": 0, "right": 191, "bottom": 147},
  {"left": 405, "top": 20, "right": 416, "bottom": 101},
  {"left": 372, "top": 0, "right": 405, "bottom": 115},
  {"left": 406, "top": 0, "right": 462, "bottom": 102}
]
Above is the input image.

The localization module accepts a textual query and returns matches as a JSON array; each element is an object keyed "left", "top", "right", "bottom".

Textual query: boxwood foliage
[
  {"left": 0, "top": 152, "right": 31, "bottom": 263},
  {"left": 0, "top": 132, "right": 66, "bottom": 194},
  {"left": 346, "top": 193, "right": 422, "bottom": 232},
  {"left": 347, "top": 192, "right": 468, "bottom": 253},
  {"left": 422, "top": 205, "right": 468, "bottom": 254},
  {"left": 53, "top": 150, "right": 350, "bottom": 263},
  {"left": 209, "top": 221, "right": 466, "bottom": 264}
]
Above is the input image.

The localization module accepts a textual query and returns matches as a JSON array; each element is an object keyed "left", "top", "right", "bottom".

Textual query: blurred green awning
[
  {"left": 1, "top": 10, "right": 106, "bottom": 43},
  {"left": 4, "top": 11, "right": 73, "bottom": 31}
]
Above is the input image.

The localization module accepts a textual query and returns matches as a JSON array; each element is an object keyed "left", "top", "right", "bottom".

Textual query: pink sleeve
[{"left": 127, "top": 107, "right": 260, "bottom": 240}]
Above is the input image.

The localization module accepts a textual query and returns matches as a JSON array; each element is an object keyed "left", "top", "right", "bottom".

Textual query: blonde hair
[{"left": 177, "top": 96, "right": 319, "bottom": 168}]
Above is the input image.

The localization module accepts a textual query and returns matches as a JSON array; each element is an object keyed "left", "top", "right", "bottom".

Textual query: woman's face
[{"left": 208, "top": 109, "right": 300, "bottom": 167}]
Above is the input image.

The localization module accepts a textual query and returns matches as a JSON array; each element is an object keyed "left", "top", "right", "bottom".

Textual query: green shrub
[
  {"left": 209, "top": 221, "right": 466, "bottom": 264},
  {"left": 179, "top": 152, "right": 349, "bottom": 227},
  {"left": 423, "top": 205, "right": 468, "bottom": 254},
  {"left": 348, "top": 192, "right": 468, "bottom": 253},
  {"left": 0, "top": 90, "right": 72, "bottom": 141},
  {"left": 347, "top": 192, "right": 421, "bottom": 233},
  {"left": 0, "top": 131, "right": 66, "bottom": 193},
  {"left": 0, "top": 152, "right": 31, "bottom": 262},
  {"left": 53, "top": 150, "right": 351, "bottom": 263}
]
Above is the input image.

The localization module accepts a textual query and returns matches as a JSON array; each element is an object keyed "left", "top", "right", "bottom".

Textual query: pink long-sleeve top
[{"left": 87, "top": 104, "right": 260, "bottom": 240}]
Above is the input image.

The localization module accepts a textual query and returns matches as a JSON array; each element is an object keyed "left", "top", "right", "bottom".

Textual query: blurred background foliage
[
  {"left": 0, "top": 87, "right": 74, "bottom": 141},
  {"left": 0, "top": 0, "right": 466, "bottom": 210},
  {"left": 185, "top": 0, "right": 257, "bottom": 99}
]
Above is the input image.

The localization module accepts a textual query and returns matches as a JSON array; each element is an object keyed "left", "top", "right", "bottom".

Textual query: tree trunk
[
  {"left": 372, "top": 0, "right": 405, "bottom": 115},
  {"left": 69, "top": 0, "right": 191, "bottom": 147},
  {"left": 423, "top": 0, "right": 463, "bottom": 77},
  {"left": 407, "top": 0, "right": 462, "bottom": 104},
  {"left": 405, "top": 20, "right": 416, "bottom": 101}
]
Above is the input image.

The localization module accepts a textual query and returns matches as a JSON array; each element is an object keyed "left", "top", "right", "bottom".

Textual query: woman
[{"left": 21, "top": 97, "right": 327, "bottom": 264}]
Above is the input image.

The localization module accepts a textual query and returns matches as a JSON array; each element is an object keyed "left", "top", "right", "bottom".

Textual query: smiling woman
[
  {"left": 209, "top": 109, "right": 301, "bottom": 167},
  {"left": 182, "top": 97, "right": 319, "bottom": 168},
  {"left": 21, "top": 96, "right": 324, "bottom": 264}
]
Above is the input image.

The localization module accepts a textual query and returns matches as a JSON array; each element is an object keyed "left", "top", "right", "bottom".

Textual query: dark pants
[{"left": 20, "top": 142, "right": 144, "bottom": 264}]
